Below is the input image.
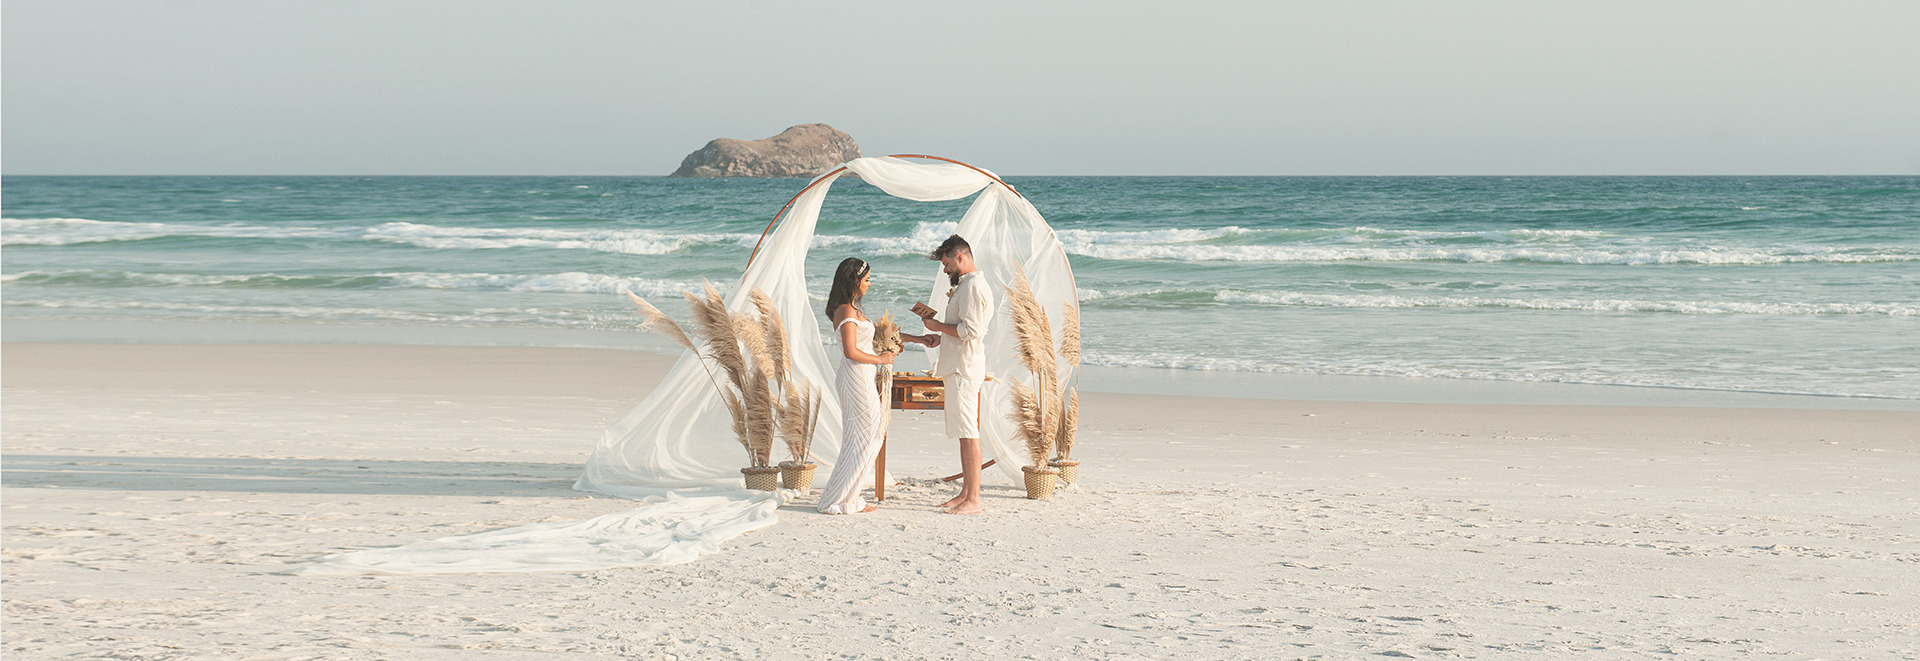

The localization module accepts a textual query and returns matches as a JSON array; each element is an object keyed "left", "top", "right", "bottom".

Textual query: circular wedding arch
[{"left": 578, "top": 154, "right": 1081, "bottom": 496}]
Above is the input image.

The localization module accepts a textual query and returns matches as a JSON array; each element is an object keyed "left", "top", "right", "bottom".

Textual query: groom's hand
[{"left": 923, "top": 334, "right": 941, "bottom": 348}]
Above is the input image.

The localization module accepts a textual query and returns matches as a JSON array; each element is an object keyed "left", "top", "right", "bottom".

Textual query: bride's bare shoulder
[{"left": 834, "top": 304, "right": 869, "bottom": 323}]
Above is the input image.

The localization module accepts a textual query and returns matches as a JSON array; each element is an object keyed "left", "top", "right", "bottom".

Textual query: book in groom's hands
[{"left": 911, "top": 302, "right": 938, "bottom": 319}]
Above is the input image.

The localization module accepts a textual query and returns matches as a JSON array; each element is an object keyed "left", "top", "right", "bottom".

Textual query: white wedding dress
[{"left": 816, "top": 316, "right": 885, "bottom": 514}]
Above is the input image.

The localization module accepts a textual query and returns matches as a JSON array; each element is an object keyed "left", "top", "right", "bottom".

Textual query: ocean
[{"left": 4, "top": 175, "right": 1917, "bottom": 403}]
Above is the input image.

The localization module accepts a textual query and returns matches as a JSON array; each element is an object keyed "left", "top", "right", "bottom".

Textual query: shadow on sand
[{"left": 1, "top": 454, "right": 583, "bottom": 497}]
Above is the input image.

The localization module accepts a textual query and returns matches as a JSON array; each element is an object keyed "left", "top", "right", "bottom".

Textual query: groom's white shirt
[{"left": 936, "top": 271, "right": 993, "bottom": 378}]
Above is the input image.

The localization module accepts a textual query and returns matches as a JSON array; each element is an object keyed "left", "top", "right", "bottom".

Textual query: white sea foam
[
  {"left": 805, "top": 221, "right": 962, "bottom": 255},
  {"left": 382, "top": 272, "right": 701, "bottom": 296},
  {"left": 362, "top": 222, "right": 744, "bottom": 256},
  {"left": 2, "top": 217, "right": 187, "bottom": 245},
  {"left": 2, "top": 298, "right": 610, "bottom": 328},
  {"left": 6, "top": 298, "right": 457, "bottom": 321},
  {"left": 1071, "top": 286, "right": 1188, "bottom": 303},
  {"left": 1056, "top": 226, "right": 1253, "bottom": 245},
  {"left": 1321, "top": 226, "right": 1609, "bottom": 241},
  {"left": 1052, "top": 225, "right": 1606, "bottom": 247},
  {"left": 363, "top": 220, "right": 968, "bottom": 257},
  {"left": 1211, "top": 290, "right": 1920, "bottom": 316},
  {"left": 1074, "top": 351, "right": 1917, "bottom": 400},
  {"left": 1070, "top": 243, "right": 1920, "bottom": 265},
  {"left": 2, "top": 270, "right": 318, "bottom": 287},
  {"left": 10, "top": 217, "right": 1756, "bottom": 267},
  {"left": 0, "top": 269, "right": 704, "bottom": 297},
  {"left": 816, "top": 223, "right": 1250, "bottom": 256},
  {"left": 1076, "top": 349, "right": 1602, "bottom": 386},
  {"left": 1, "top": 217, "right": 336, "bottom": 245}
]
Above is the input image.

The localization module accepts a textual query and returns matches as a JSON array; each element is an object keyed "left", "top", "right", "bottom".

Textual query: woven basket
[
  {"left": 1022, "top": 465, "right": 1061, "bottom": 500},
  {"left": 741, "top": 466, "right": 781, "bottom": 491},
  {"left": 1048, "top": 459, "right": 1081, "bottom": 485},
  {"left": 778, "top": 461, "right": 816, "bottom": 492}
]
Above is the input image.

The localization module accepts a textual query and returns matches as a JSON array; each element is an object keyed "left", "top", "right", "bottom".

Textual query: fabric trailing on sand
[
  {"left": 291, "top": 157, "right": 1076, "bottom": 575},
  {"left": 288, "top": 490, "right": 788, "bottom": 575}
]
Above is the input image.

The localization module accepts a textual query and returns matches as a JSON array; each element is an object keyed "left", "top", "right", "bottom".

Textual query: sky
[{"left": 4, "top": 1, "right": 1918, "bottom": 176}]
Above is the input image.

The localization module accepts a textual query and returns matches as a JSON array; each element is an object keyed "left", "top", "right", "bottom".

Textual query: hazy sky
[{"left": 5, "top": 1, "right": 1917, "bottom": 175}]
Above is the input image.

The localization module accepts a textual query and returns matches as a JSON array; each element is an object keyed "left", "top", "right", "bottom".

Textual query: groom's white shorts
[{"left": 942, "top": 373, "right": 983, "bottom": 439}]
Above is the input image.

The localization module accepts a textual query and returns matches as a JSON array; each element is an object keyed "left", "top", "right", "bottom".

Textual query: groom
[{"left": 922, "top": 234, "right": 993, "bottom": 515}]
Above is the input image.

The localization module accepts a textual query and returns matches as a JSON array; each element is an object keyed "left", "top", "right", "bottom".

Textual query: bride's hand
[{"left": 877, "top": 351, "right": 896, "bottom": 365}]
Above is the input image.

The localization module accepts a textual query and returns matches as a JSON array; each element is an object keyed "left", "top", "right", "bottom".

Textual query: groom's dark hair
[{"left": 929, "top": 234, "right": 972, "bottom": 261}]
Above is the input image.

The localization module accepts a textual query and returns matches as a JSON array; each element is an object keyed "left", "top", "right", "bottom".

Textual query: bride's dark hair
[{"left": 824, "top": 257, "right": 870, "bottom": 320}]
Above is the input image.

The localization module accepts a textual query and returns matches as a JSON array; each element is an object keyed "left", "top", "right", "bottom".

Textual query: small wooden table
[
  {"left": 876, "top": 374, "right": 946, "bottom": 501},
  {"left": 874, "top": 374, "right": 996, "bottom": 501}
]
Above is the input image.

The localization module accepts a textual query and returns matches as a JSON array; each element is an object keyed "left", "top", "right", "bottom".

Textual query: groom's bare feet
[
  {"left": 943, "top": 499, "right": 982, "bottom": 515},
  {"left": 939, "top": 494, "right": 964, "bottom": 510}
]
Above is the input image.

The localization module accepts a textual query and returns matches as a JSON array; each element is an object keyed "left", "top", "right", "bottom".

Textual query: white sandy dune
[{"left": 4, "top": 343, "right": 1916, "bottom": 659}]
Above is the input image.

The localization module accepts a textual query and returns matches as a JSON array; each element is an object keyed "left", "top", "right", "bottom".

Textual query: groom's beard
[{"left": 948, "top": 271, "right": 960, "bottom": 287}]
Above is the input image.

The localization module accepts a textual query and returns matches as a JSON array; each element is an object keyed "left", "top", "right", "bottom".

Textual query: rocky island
[{"left": 669, "top": 124, "right": 863, "bottom": 178}]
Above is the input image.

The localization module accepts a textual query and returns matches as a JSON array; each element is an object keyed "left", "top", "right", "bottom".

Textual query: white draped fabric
[{"left": 292, "top": 157, "right": 1075, "bottom": 575}]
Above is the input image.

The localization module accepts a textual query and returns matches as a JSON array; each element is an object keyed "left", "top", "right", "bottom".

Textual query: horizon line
[{"left": 7, "top": 172, "right": 1918, "bottom": 178}]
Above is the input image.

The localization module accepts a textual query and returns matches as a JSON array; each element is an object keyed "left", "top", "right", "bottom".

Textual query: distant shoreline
[
  {"left": 7, "top": 321, "right": 1915, "bottom": 412},
  {"left": 8, "top": 173, "right": 1920, "bottom": 179}
]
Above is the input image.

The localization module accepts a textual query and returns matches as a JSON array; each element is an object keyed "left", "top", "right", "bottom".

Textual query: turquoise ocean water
[{"left": 4, "top": 175, "right": 1917, "bottom": 402}]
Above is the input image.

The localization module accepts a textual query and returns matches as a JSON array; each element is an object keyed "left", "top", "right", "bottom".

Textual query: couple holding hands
[{"left": 816, "top": 234, "right": 993, "bottom": 516}]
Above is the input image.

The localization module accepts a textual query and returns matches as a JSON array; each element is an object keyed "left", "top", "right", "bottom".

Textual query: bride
[{"left": 816, "top": 257, "right": 933, "bottom": 514}]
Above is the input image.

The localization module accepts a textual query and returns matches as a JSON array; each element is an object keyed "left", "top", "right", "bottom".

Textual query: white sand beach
[{"left": 4, "top": 342, "right": 1916, "bottom": 659}]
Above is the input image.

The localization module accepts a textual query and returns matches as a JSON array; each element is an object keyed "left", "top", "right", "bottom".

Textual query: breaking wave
[
  {"left": 1, "top": 298, "right": 615, "bottom": 328},
  {"left": 20, "top": 217, "right": 1899, "bottom": 267},
  {"left": 1069, "top": 243, "right": 1920, "bottom": 265},
  {"left": 361, "top": 222, "right": 743, "bottom": 256},
  {"left": 1, "top": 217, "right": 338, "bottom": 245},
  {"left": 1, "top": 269, "right": 706, "bottom": 296},
  {"left": 1073, "top": 350, "right": 1916, "bottom": 400},
  {"left": 1210, "top": 290, "right": 1920, "bottom": 316}
]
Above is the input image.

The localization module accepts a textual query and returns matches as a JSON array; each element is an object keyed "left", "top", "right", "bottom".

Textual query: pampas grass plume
[
  {"left": 1007, "top": 272, "right": 1056, "bottom": 391},
  {"left": 778, "top": 382, "right": 813, "bottom": 462},
  {"left": 872, "top": 311, "right": 901, "bottom": 431},
  {"left": 748, "top": 289, "right": 791, "bottom": 387},
  {"left": 1005, "top": 272, "right": 1057, "bottom": 463},
  {"left": 624, "top": 291, "right": 697, "bottom": 353},
  {"left": 734, "top": 313, "right": 771, "bottom": 377},
  {"left": 1060, "top": 301, "right": 1080, "bottom": 367},
  {"left": 721, "top": 389, "right": 748, "bottom": 451},
  {"left": 686, "top": 286, "right": 747, "bottom": 393},
  {"left": 1007, "top": 381, "right": 1050, "bottom": 467},
  {"left": 1057, "top": 388, "right": 1078, "bottom": 460},
  {"left": 683, "top": 281, "right": 760, "bottom": 464},
  {"left": 742, "top": 363, "right": 776, "bottom": 467},
  {"left": 872, "top": 312, "right": 902, "bottom": 354}
]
